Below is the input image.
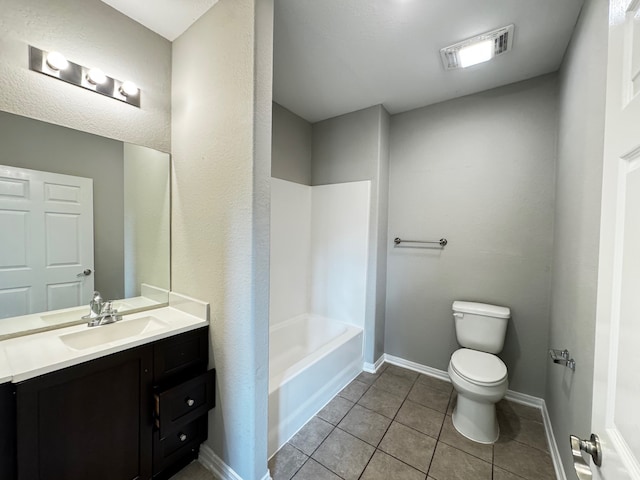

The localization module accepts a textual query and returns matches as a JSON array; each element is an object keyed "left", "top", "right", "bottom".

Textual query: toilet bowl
[
  {"left": 448, "top": 348, "right": 508, "bottom": 443},
  {"left": 449, "top": 301, "right": 510, "bottom": 444}
]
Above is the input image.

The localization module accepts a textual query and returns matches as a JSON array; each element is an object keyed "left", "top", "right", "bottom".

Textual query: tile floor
[
  {"left": 170, "top": 461, "right": 215, "bottom": 480},
  {"left": 169, "top": 363, "right": 557, "bottom": 480},
  {"left": 268, "top": 363, "right": 557, "bottom": 480}
]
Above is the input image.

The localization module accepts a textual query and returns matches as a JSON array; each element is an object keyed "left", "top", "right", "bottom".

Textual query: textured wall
[
  {"left": 123, "top": 144, "right": 170, "bottom": 297},
  {"left": 0, "top": 110, "right": 125, "bottom": 300},
  {"left": 386, "top": 76, "right": 558, "bottom": 397},
  {"left": 546, "top": 0, "right": 607, "bottom": 476},
  {"left": 171, "top": 0, "right": 272, "bottom": 478},
  {"left": 272, "top": 103, "right": 312, "bottom": 185},
  {"left": 0, "top": 0, "right": 171, "bottom": 152}
]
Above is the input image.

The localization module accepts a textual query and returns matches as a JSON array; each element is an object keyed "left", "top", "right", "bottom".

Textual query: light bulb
[
  {"left": 45, "top": 51, "right": 69, "bottom": 71},
  {"left": 119, "top": 81, "right": 138, "bottom": 97},
  {"left": 86, "top": 68, "right": 107, "bottom": 85}
]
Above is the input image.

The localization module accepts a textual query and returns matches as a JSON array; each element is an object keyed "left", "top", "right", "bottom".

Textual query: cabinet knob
[
  {"left": 179, "top": 433, "right": 187, "bottom": 442},
  {"left": 185, "top": 397, "right": 195, "bottom": 407}
]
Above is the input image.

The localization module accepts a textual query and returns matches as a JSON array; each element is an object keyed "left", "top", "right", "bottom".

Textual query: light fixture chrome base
[{"left": 29, "top": 45, "right": 140, "bottom": 108}]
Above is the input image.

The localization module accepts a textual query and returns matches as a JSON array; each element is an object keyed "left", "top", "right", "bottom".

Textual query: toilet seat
[{"left": 450, "top": 348, "right": 507, "bottom": 387}]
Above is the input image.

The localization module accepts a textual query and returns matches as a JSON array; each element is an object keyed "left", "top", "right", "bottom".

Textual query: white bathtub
[{"left": 268, "top": 313, "right": 363, "bottom": 456}]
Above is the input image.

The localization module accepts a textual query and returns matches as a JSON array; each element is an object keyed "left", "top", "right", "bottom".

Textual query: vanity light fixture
[
  {"left": 29, "top": 45, "right": 141, "bottom": 108},
  {"left": 440, "top": 24, "right": 514, "bottom": 70}
]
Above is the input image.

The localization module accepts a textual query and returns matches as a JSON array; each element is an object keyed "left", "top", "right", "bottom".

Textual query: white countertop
[
  {"left": 0, "top": 292, "right": 209, "bottom": 383},
  {"left": 0, "top": 294, "right": 167, "bottom": 341},
  {"left": 0, "top": 348, "right": 12, "bottom": 384}
]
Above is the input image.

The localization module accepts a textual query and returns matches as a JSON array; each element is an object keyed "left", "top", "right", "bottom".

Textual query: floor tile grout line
[
  {"left": 294, "top": 389, "right": 361, "bottom": 480},
  {"left": 424, "top": 389, "right": 452, "bottom": 478},
  {"left": 354, "top": 366, "right": 422, "bottom": 480}
]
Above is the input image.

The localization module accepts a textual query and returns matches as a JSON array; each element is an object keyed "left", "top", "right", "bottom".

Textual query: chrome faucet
[
  {"left": 83, "top": 291, "right": 122, "bottom": 327},
  {"left": 83, "top": 291, "right": 103, "bottom": 319}
]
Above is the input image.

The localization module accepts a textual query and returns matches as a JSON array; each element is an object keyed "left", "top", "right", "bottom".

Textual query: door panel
[{"left": 593, "top": 1, "right": 640, "bottom": 478}]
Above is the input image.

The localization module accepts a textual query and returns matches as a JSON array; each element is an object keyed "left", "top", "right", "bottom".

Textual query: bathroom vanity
[{"left": 0, "top": 297, "right": 213, "bottom": 480}]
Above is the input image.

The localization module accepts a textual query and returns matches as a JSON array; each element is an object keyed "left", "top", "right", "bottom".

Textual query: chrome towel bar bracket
[{"left": 549, "top": 348, "right": 576, "bottom": 370}]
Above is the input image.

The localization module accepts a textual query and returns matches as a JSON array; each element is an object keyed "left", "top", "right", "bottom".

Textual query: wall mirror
[{"left": 0, "top": 110, "right": 170, "bottom": 339}]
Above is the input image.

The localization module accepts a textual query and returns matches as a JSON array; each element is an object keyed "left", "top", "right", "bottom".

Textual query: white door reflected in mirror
[{"left": 0, "top": 166, "right": 94, "bottom": 318}]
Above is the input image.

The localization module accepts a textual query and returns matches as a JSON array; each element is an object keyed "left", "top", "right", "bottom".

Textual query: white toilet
[{"left": 448, "top": 301, "right": 510, "bottom": 444}]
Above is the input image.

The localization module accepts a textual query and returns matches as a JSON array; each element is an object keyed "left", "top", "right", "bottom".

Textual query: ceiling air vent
[{"left": 440, "top": 24, "right": 514, "bottom": 70}]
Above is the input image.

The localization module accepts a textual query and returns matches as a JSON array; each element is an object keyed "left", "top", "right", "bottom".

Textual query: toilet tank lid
[{"left": 452, "top": 301, "right": 510, "bottom": 318}]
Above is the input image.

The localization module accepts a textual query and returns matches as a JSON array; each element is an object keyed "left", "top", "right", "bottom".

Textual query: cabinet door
[
  {"left": 0, "top": 382, "right": 15, "bottom": 479},
  {"left": 16, "top": 346, "right": 153, "bottom": 480}
]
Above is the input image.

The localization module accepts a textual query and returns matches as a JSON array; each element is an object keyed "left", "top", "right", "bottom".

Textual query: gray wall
[
  {"left": 374, "top": 109, "right": 390, "bottom": 361},
  {"left": 311, "top": 105, "right": 390, "bottom": 364},
  {"left": 272, "top": 103, "right": 312, "bottom": 185},
  {"left": 546, "top": 0, "right": 607, "bottom": 476},
  {"left": 0, "top": 110, "right": 125, "bottom": 300},
  {"left": 386, "top": 75, "right": 558, "bottom": 397},
  {"left": 311, "top": 106, "right": 379, "bottom": 185},
  {"left": 171, "top": 0, "right": 272, "bottom": 477}
]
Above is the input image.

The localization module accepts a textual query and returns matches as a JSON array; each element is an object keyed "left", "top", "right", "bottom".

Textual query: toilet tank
[{"left": 452, "top": 301, "right": 510, "bottom": 354}]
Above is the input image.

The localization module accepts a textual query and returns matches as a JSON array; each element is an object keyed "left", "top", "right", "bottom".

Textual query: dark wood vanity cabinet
[
  {"left": 10, "top": 326, "right": 213, "bottom": 480},
  {"left": 16, "top": 345, "right": 154, "bottom": 480},
  {"left": 151, "top": 328, "right": 214, "bottom": 479},
  {"left": 0, "top": 382, "right": 16, "bottom": 480}
]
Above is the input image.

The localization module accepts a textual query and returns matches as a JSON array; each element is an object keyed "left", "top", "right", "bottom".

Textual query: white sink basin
[{"left": 59, "top": 316, "right": 168, "bottom": 351}]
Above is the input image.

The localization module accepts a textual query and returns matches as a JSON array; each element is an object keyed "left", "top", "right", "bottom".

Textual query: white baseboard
[
  {"left": 540, "top": 400, "right": 568, "bottom": 480},
  {"left": 363, "top": 354, "right": 386, "bottom": 373},
  {"left": 381, "top": 354, "right": 565, "bottom": 480},
  {"left": 198, "top": 443, "right": 272, "bottom": 480},
  {"left": 384, "top": 354, "right": 451, "bottom": 382}
]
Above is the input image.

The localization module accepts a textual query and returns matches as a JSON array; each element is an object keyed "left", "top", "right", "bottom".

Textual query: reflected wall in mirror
[{"left": 0, "top": 110, "right": 170, "bottom": 337}]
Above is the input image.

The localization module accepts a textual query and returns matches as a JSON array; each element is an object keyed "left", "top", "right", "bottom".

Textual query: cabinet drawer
[
  {"left": 154, "top": 327, "right": 208, "bottom": 383},
  {"left": 153, "top": 416, "right": 207, "bottom": 475},
  {"left": 154, "top": 369, "right": 215, "bottom": 436}
]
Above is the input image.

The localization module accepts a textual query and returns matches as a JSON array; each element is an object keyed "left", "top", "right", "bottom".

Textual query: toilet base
[{"left": 451, "top": 394, "right": 499, "bottom": 444}]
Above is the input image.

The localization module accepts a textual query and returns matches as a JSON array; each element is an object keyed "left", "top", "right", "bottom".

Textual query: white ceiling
[
  {"left": 100, "top": 0, "right": 219, "bottom": 41},
  {"left": 274, "top": 0, "right": 585, "bottom": 123},
  {"left": 100, "top": 0, "right": 584, "bottom": 122}
]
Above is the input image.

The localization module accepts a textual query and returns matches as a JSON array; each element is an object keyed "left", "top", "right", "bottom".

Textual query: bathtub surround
[
  {"left": 385, "top": 75, "right": 558, "bottom": 398},
  {"left": 312, "top": 106, "right": 391, "bottom": 364},
  {"left": 310, "top": 183, "right": 371, "bottom": 325},
  {"left": 171, "top": 0, "right": 273, "bottom": 479},
  {"left": 269, "top": 179, "right": 369, "bottom": 453},
  {"left": 269, "top": 180, "right": 312, "bottom": 323},
  {"left": 546, "top": 0, "right": 608, "bottom": 477},
  {"left": 271, "top": 104, "right": 390, "bottom": 364},
  {"left": 0, "top": 0, "right": 171, "bottom": 152}
]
